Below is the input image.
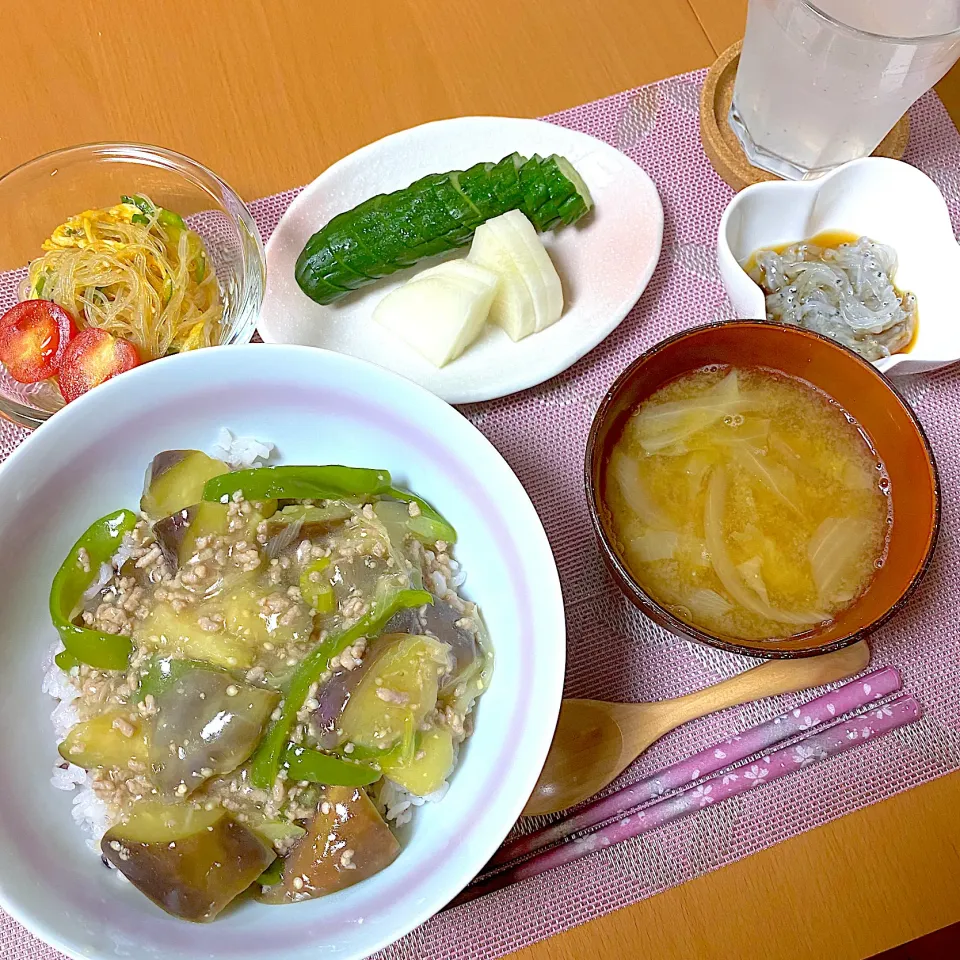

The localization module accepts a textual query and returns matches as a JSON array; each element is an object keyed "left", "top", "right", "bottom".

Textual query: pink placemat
[{"left": 3, "top": 69, "right": 960, "bottom": 960}]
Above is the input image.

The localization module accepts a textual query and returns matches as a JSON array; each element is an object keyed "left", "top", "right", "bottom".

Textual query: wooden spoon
[{"left": 523, "top": 641, "right": 870, "bottom": 817}]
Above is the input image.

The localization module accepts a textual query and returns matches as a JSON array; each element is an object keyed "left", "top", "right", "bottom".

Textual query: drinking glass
[{"left": 730, "top": 0, "right": 960, "bottom": 179}]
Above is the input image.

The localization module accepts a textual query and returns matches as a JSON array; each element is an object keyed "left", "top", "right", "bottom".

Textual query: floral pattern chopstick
[
  {"left": 454, "top": 667, "right": 918, "bottom": 909},
  {"left": 494, "top": 666, "right": 902, "bottom": 866},
  {"left": 457, "top": 692, "right": 920, "bottom": 907}
]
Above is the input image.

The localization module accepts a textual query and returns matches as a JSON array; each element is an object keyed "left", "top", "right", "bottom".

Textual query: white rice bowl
[{"left": 0, "top": 344, "right": 564, "bottom": 960}]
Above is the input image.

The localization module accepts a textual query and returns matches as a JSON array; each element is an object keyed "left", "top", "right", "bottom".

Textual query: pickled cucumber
[{"left": 295, "top": 153, "right": 592, "bottom": 305}]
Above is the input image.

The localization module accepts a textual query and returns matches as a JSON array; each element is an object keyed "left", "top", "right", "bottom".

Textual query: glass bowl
[
  {"left": 0, "top": 142, "right": 264, "bottom": 429},
  {"left": 585, "top": 320, "right": 941, "bottom": 658}
]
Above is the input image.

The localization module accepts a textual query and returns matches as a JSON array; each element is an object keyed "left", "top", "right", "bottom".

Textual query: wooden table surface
[{"left": 3, "top": 1, "right": 960, "bottom": 957}]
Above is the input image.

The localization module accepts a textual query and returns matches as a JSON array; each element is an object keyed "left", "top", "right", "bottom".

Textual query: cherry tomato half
[
  {"left": 57, "top": 328, "right": 142, "bottom": 403},
  {"left": 0, "top": 299, "right": 78, "bottom": 383}
]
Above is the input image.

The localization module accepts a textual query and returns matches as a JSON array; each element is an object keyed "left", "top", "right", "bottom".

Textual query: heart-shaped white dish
[{"left": 717, "top": 157, "right": 960, "bottom": 375}]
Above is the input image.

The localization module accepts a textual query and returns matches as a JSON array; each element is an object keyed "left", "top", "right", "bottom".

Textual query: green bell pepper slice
[
  {"left": 203, "top": 465, "right": 392, "bottom": 504},
  {"left": 248, "top": 587, "right": 433, "bottom": 789},
  {"left": 386, "top": 485, "right": 457, "bottom": 544},
  {"left": 257, "top": 858, "right": 285, "bottom": 887},
  {"left": 55, "top": 650, "right": 79, "bottom": 672},
  {"left": 50, "top": 509, "right": 138, "bottom": 670},
  {"left": 281, "top": 745, "right": 380, "bottom": 786},
  {"left": 157, "top": 208, "right": 186, "bottom": 231}
]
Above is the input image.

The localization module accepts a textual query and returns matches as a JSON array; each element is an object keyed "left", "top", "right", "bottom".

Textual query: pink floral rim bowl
[{"left": 0, "top": 344, "right": 565, "bottom": 960}]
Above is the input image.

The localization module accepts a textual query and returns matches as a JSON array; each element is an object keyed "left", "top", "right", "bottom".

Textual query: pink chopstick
[
  {"left": 454, "top": 692, "right": 920, "bottom": 907},
  {"left": 493, "top": 666, "right": 901, "bottom": 866}
]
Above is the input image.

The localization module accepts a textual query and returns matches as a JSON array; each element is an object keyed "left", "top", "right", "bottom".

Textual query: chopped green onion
[
  {"left": 121, "top": 194, "right": 155, "bottom": 216},
  {"left": 281, "top": 745, "right": 380, "bottom": 786}
]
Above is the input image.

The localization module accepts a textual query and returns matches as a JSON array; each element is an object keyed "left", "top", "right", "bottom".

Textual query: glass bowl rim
[{"left": 0, "top": 140, "right": 265, "bottom": 430}]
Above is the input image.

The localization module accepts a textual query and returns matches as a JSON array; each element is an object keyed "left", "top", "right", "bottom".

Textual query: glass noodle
[{"left": 19, "top": 197, "right": 223, "bottom": 360}]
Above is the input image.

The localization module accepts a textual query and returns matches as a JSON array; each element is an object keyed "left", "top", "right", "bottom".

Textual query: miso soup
[{"left": 605, "top": 366, "right": 890, "bottom": 640}]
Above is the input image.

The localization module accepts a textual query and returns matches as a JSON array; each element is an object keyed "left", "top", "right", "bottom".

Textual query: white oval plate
[{"left": 260, "top": 116, "right": 664, "bottom": 403}]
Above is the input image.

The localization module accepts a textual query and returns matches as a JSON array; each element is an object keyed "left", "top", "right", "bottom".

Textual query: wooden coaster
[{"left": 699, "top": 41, "right": 911, "bottom": 192}]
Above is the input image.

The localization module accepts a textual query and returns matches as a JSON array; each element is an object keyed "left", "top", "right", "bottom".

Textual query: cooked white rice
[
  {"left": 379, "top": 778, "right": 451, "bottom": 827},
  {"left": 43, "top": 641, "right": 112, "bottom": 852},
  {"left": 210, "top": 428, "right": 274, "bottom": 469}
]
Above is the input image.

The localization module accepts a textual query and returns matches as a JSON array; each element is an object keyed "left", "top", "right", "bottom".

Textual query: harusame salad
[{"left": 0, "top": 194, "right": 223, "bottom": 405}]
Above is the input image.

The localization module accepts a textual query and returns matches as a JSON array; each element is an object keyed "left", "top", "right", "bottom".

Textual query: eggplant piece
[
  {"left": 379, "top": 726, "right": 454, "bottom": 796},
  {"left": 427, "top": 604, "right": 493, "bottom": 718},
  {"left": 215, "top": 583, "right": 314, "bottom": 649},
  {"left": 309, "top": 629, "right": 398, "bottom": 751},
  {"left": 337, "top": 633, "right": 450, "bottom": 751},
  {"left": 423, "top": 602, "right": 479, "bottom": 680},
  {"left": 154, "top": 501, "right": 276, "bottom": 570},
  {"left": 141, "top": 451, "right": 230, "bottom": 520},
  {"left": 311, "top": 626, "right": 456, "bottom": 752},
  {"left": 385, "top": 599, "right": 493, "bottom": 723},
  {"left": 385, "top": 600, "right": 480, "bottom": 693},
  {"left": 134, "top": 584, "right": 313, "bottom": 675},
  {"left": 251, "top": 819, "right": 307, "bottom": 848},
  {"left": 309, "top": 606, "right": 481, "bottom": 752},
  {"left": 383, "top": 605, "right": 422, "bottom": 635},
  {"left": 310, "top": 661, "right": 364, "bottom": 750},
  {"left": 264, "top": 503, "right": 352, "bottom": 542},
  {"left": 58, "top": 712, "right": 148, "bottom": 770},
  {"left": 257, "top": 785, "right": 400, "bottom": 904},
  {"left": 134, "top": 602, "right": 256, "bottom": 670},
  {"left": 152, "top": 506, "right": 198, "bottom": 568},
  {"left": 150, "top": 667, "right": 279, "bottom": 798},
  {"left": 102, "top": 802, "right": 275, "bottom": 922}
]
